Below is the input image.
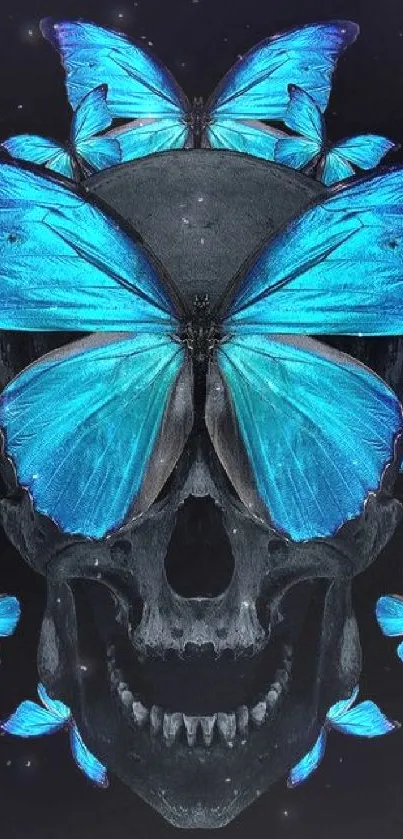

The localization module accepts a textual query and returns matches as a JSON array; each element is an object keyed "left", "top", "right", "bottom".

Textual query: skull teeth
[{"left": 107, "top": 643, "right": 293, "bottom": 748}]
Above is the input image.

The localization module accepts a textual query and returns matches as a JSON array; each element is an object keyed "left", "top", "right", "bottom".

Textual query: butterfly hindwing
[
  {"left": 287, "top": 728, "right": 327, "bottom": 787},
  {"left": 326, "top": 685, "right": 360, "bottom": 722},
  {"left": 329, "top": 700, "right": 397, "bottom": 737},
  {"left": 206, "top": 334, "right": 402, "bottom": 541},
  {"left": 2, "top": 135, "right": 75, "bottom": 179},
  {"left": 222, "top": 166, "right": 403, "bottom": 335},
  {"left": 0, "top": 332, "right": 192, "bottom": 538},
  {"left": 205, "top": 118, "right": 283, "bottom": 160},
  {"left": 37, "top": 683, "right": 71, "bottom": 722},
  {"left": 0, "top": 161, "right": 178, "bottom": 332},
  {"left": 110, "top": 118, "right": 189, "bottom": 162},
  {"left": 71, "top": 84, "right": 121, "bottom": 172},
  {"left": 0, "top": 595, "right": 21, "bottom": 636},
  {"left": 69, "top": 723, "right": 109, "bottom": 787},
  {"left": 275, "top": 85, "right": 324, "bottom": 170}
]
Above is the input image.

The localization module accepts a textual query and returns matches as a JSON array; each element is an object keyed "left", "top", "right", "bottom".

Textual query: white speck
[
  {"left": 180, "top": 61, "right": 186, "bottom": 68},
  {"left": 241, "top": 600, "right": 250, "bottom": 608},
  {"left": 232, "top": 528, "right": 237, "bottom": 535},
  {"left": 56, "top": 597, "right": 61, "bottom": 605},
  {"left": 6, "top": 760, "right": 11, "bottom": 766},
  {"left": 225, "top": 776, "right": 231, "bottom": 782},
  {"left": 118, "top": 12, "right": 124, "bottom": 19},
  {"left": 80, "top": 664, "right": 88, "bottom": 672},
  {"left": 32, "top": 473, "right": 38, "bottom": 480},
  {"left": 182, "top": 217, "right": 190, "bottom": 224},
  {"left": 94, "top": 559, "right": 99, "bottom": 567},
  {"left": 148, "top": 40, "right": 154, "bottom": 46},
  {"left": 200, "top": 237, "right": 205, "bottom": 244},
  {"left": 197, "top": 196, "right": 204, "bottom": 202},
  {"left": 358, "top": 332, "right": 363, "bottom": 337},
  {"left": 17, "top": 104, "right": 23, "bottom": 110},
  {"left": 26, "top": 760, "right": 31, "bottom": 767},
  {"left": 215, "top": 385, "right": 222, "bottom": 391},
  {"left": 283, "top": 810, "right": 288, "bottom": 817},
  {"left": 28, "top": 29, "right": 34, "bottom": 36}
]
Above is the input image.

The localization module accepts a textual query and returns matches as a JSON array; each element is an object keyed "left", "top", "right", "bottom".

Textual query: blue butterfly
[
  {"left": 39, "top": 18, "right": 359, "bottom": 162},
  {"left": 288, "top": 685, "right": 398, "bottom": 787},
  {"left": 2, "top": 85, "right": 121, "bottom": 181},
  {"left": 376, "top": 594, "right": 403, "bottom": 661},
  {"left": 275, "top": 85, "right": 396, "bottom": 185},
  {"left": 0, "top": 161, "right": 403, "bottom": 542},
  {"left": 2, "top": 682, "right": 108, "bottom": 787},
  {"left": 0, "top": 595, "right": 20, "bottom": 638}
]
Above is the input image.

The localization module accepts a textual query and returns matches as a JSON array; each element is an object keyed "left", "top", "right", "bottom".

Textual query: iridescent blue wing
[
  {"left": 287, "top": 728, "right": 327, "bottom": 787},
  {"left": 326, "top": 685, "right": 359, "bottom": 722},
  {"left": 37, "top": 683, "right": 71, "bottom": 722},
  {"left": 320, "top": 147, "right": 354, "bottom": 186},
  {"left": 397, "top": 640, "right": 403, "bottom": 662},
  {"left": 275, "top": 85, "right": 324, "bottom": 170},
  {"left": 0, "top": 162, "right": 178, "bottom": 332},
  {"left": 206, "top": 119, "right": 284, "bottom": 160},
  {"left": 2, "top": 700, "right": 66, "bottom": 736},
  {"left": 206, "top": 335, "right": 402, "bottom": 541},
  {"left": 2, "top": 135, "right": 74, "bottom": 179},
  {"left": 40, "top": 18, "right": 189, "bottom": 120},
  {"left": 69, "top": 723, "right": 108, "bottom": 787},
  {"left": 207, "top": 21, "right": 358, "bottom": 122},
  {"left": 376, "top": 595, "right": 403, "bottom": 637},
  {"left": 0, "top": 595, "right": 20, "bottom": 636},
  {"left": 221, "top": 167, "right": 403, "bottom": 335},
  {"left": 110, "top": 118, "right": 189, "bottom": 162},
  {"left": 320, "top": 135, "right": 395, "bottom": 187},
  {"left": 0, "top": 333, "right": 192, "bottom": 538},
  {"left": 72, "top": 85, "right": 121, "bottom": 172},
  {"left": 329, "top": 700, "right": 398, "bottom": 736}
]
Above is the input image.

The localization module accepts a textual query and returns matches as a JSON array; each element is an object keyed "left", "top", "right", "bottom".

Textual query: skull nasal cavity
[{"left": 164, "top": 496, "right": 234, "bottom": 598}]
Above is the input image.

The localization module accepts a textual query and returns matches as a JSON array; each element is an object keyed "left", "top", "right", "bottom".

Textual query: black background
[{"left": 1, "top": 0, "right": 403, "bottom": 836}]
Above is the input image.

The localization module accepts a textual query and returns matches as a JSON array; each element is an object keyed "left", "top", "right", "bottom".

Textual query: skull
[{"left": 0, "top": 151, "right": 402, "bottom": 829}]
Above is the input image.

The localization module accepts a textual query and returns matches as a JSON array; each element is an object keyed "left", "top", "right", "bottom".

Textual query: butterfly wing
[
  {"left": 376, "top": 594, "right": 403, "bottom": 637},
  {"left": 109, "top": 118, "right": 189, "bottom": 162},
  {"left": 275, "top": 84, "right": 324, "bottom": 170},
  {"left": 329, "top": 700, "right": 398, "bottom": 736},
  {"left": 2, "top": 135, "right": 75, "bottom": 179},
  {"left": 206, "top": 334, "right": 402, "bottom": 541},
  {"left": 0, "top": 595, "right": 20, "bottom": 636},
  {"left": 326, "top": 685, "right": 359, "bottom": 722},
  {"left": 221, "top": 167, "right": 403, "bottom": 335},
  {"left": 205, "top": 118, "right": 284, "bottom": 160},
  {"left": 2, "top": 701, "right": 66, "bottom": 736},
  {"left": 319, "top": 147, "right": 354, "bottom": 186},
  {"left": 287, "top": 728, "right": 327, "bottom": 787},
  {"left": 41, "top": 19, "right": 189, "bottom": 122},
  {"left": 396, "top": 640, "right": 403, "bottom": 662},
  {"left": 0, "top": 331, "right": 192, "bottom": 539},
  {"left": 207, "top": 21, "right": 358, "bottom": 126},
  {"left": 0, "top": 162, "right": 179, "bottom": 332},
  {"left": 331, "top": 135, "right": 396, "bottom": 171},
  {"left": 71, "top": 84, "right": 121, "bottom": 172},
  {"left": 37, "top": 683, "right": 71, "bottom": 722},
  {"left": 69, "top": 723, "right": 109, "bottom": 787}
]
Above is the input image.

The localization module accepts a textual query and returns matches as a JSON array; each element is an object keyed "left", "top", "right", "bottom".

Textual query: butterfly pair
[
  {"left": 0, "top": 160, "right": 403, "bottom": 543},
  {"left": 2, "top": 682, "right": 108, "bottom": 787},
  {"left": 288, "top": 685, "right": 397, "bottom": 787},
  {"left": 3, "top": 85, "right": 121, "bottom": 182},
  {"left": 275, "top": 85, "right": 396, "bottom": 185},
  {"left": 376, "top": 595, "right": 403, "bottom": 660},
  {"left": 3, "top": 18, "right": 360, "bottom": 179}
]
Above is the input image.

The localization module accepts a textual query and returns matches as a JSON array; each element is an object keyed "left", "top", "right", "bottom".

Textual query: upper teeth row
[{"left": 106, "top": 644, "right": 293, "bottom": 747}]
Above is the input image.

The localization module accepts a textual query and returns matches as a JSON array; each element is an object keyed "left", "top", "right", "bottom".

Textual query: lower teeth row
[{"left": 105, "top": 644, "right": 293, "bottom": 748}]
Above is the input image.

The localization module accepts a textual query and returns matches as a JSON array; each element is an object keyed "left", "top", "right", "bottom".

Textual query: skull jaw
[{"left": 37, "top": 569, "right": 360, "bottom": 829}]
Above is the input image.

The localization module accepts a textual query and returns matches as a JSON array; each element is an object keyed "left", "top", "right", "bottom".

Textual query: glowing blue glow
[
  {"left": 3, "top": 86, "right": 121, "bottom": 180},
  {"left": 0, "top": 595, "right": 20, "bottom": 637},
  {"left": 288, "top": 686, "right": 398, "bottom": 786},
  {"left": 2, "top": 683, "right": 108, "bottom": 787}
]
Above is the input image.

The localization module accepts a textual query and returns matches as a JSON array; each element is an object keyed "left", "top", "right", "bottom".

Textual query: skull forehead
[{"left": 85, "top": 149, "right": 324, "bottom": 307}]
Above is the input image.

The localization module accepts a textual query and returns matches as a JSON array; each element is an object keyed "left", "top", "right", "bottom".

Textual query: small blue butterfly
[
  {"left": 2, "top": 85, "right": 121, "bottom": 181},
  {"left": 288, "top": 685, "right": 398, "bottom": 787},
  {"left": 39, "top": 18, "right": 359, "bottom": 163},
  {"left": 0, "top": 595, "right": 20, "bottom": 638},
  {"left": 275, "top": 85, "right": 396, "bottom": 185},
  {"left": 1, "top": 162, "right": 403, "bottom": 542},
  {"left": 376, "top": 594, "right": 403, "bottom": 661},
  {"left": 2, "top": 682, "right": 108, "bottom": 787}
]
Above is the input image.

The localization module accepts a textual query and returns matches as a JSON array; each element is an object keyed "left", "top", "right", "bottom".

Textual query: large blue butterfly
[
  {"left": 0, "top": 161, "right": 403, "bottom": 542},
  {"left": 39, "top": 18, "right": 359, "bottom": 162},
  {"left": 288, "top": 685, "right": 398, "bottom": 787},
  {"left": 2, "top": 86, "right": 121, "bottom": 181},
  {"left": 275, "top": 85, "right": 396, "bottom": 185},
  {"left": 2, "top": 682, "right": 108, "bottom": 787},
  {"left": 376, "top": 594, "right": 403, "bottom": 661}
]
